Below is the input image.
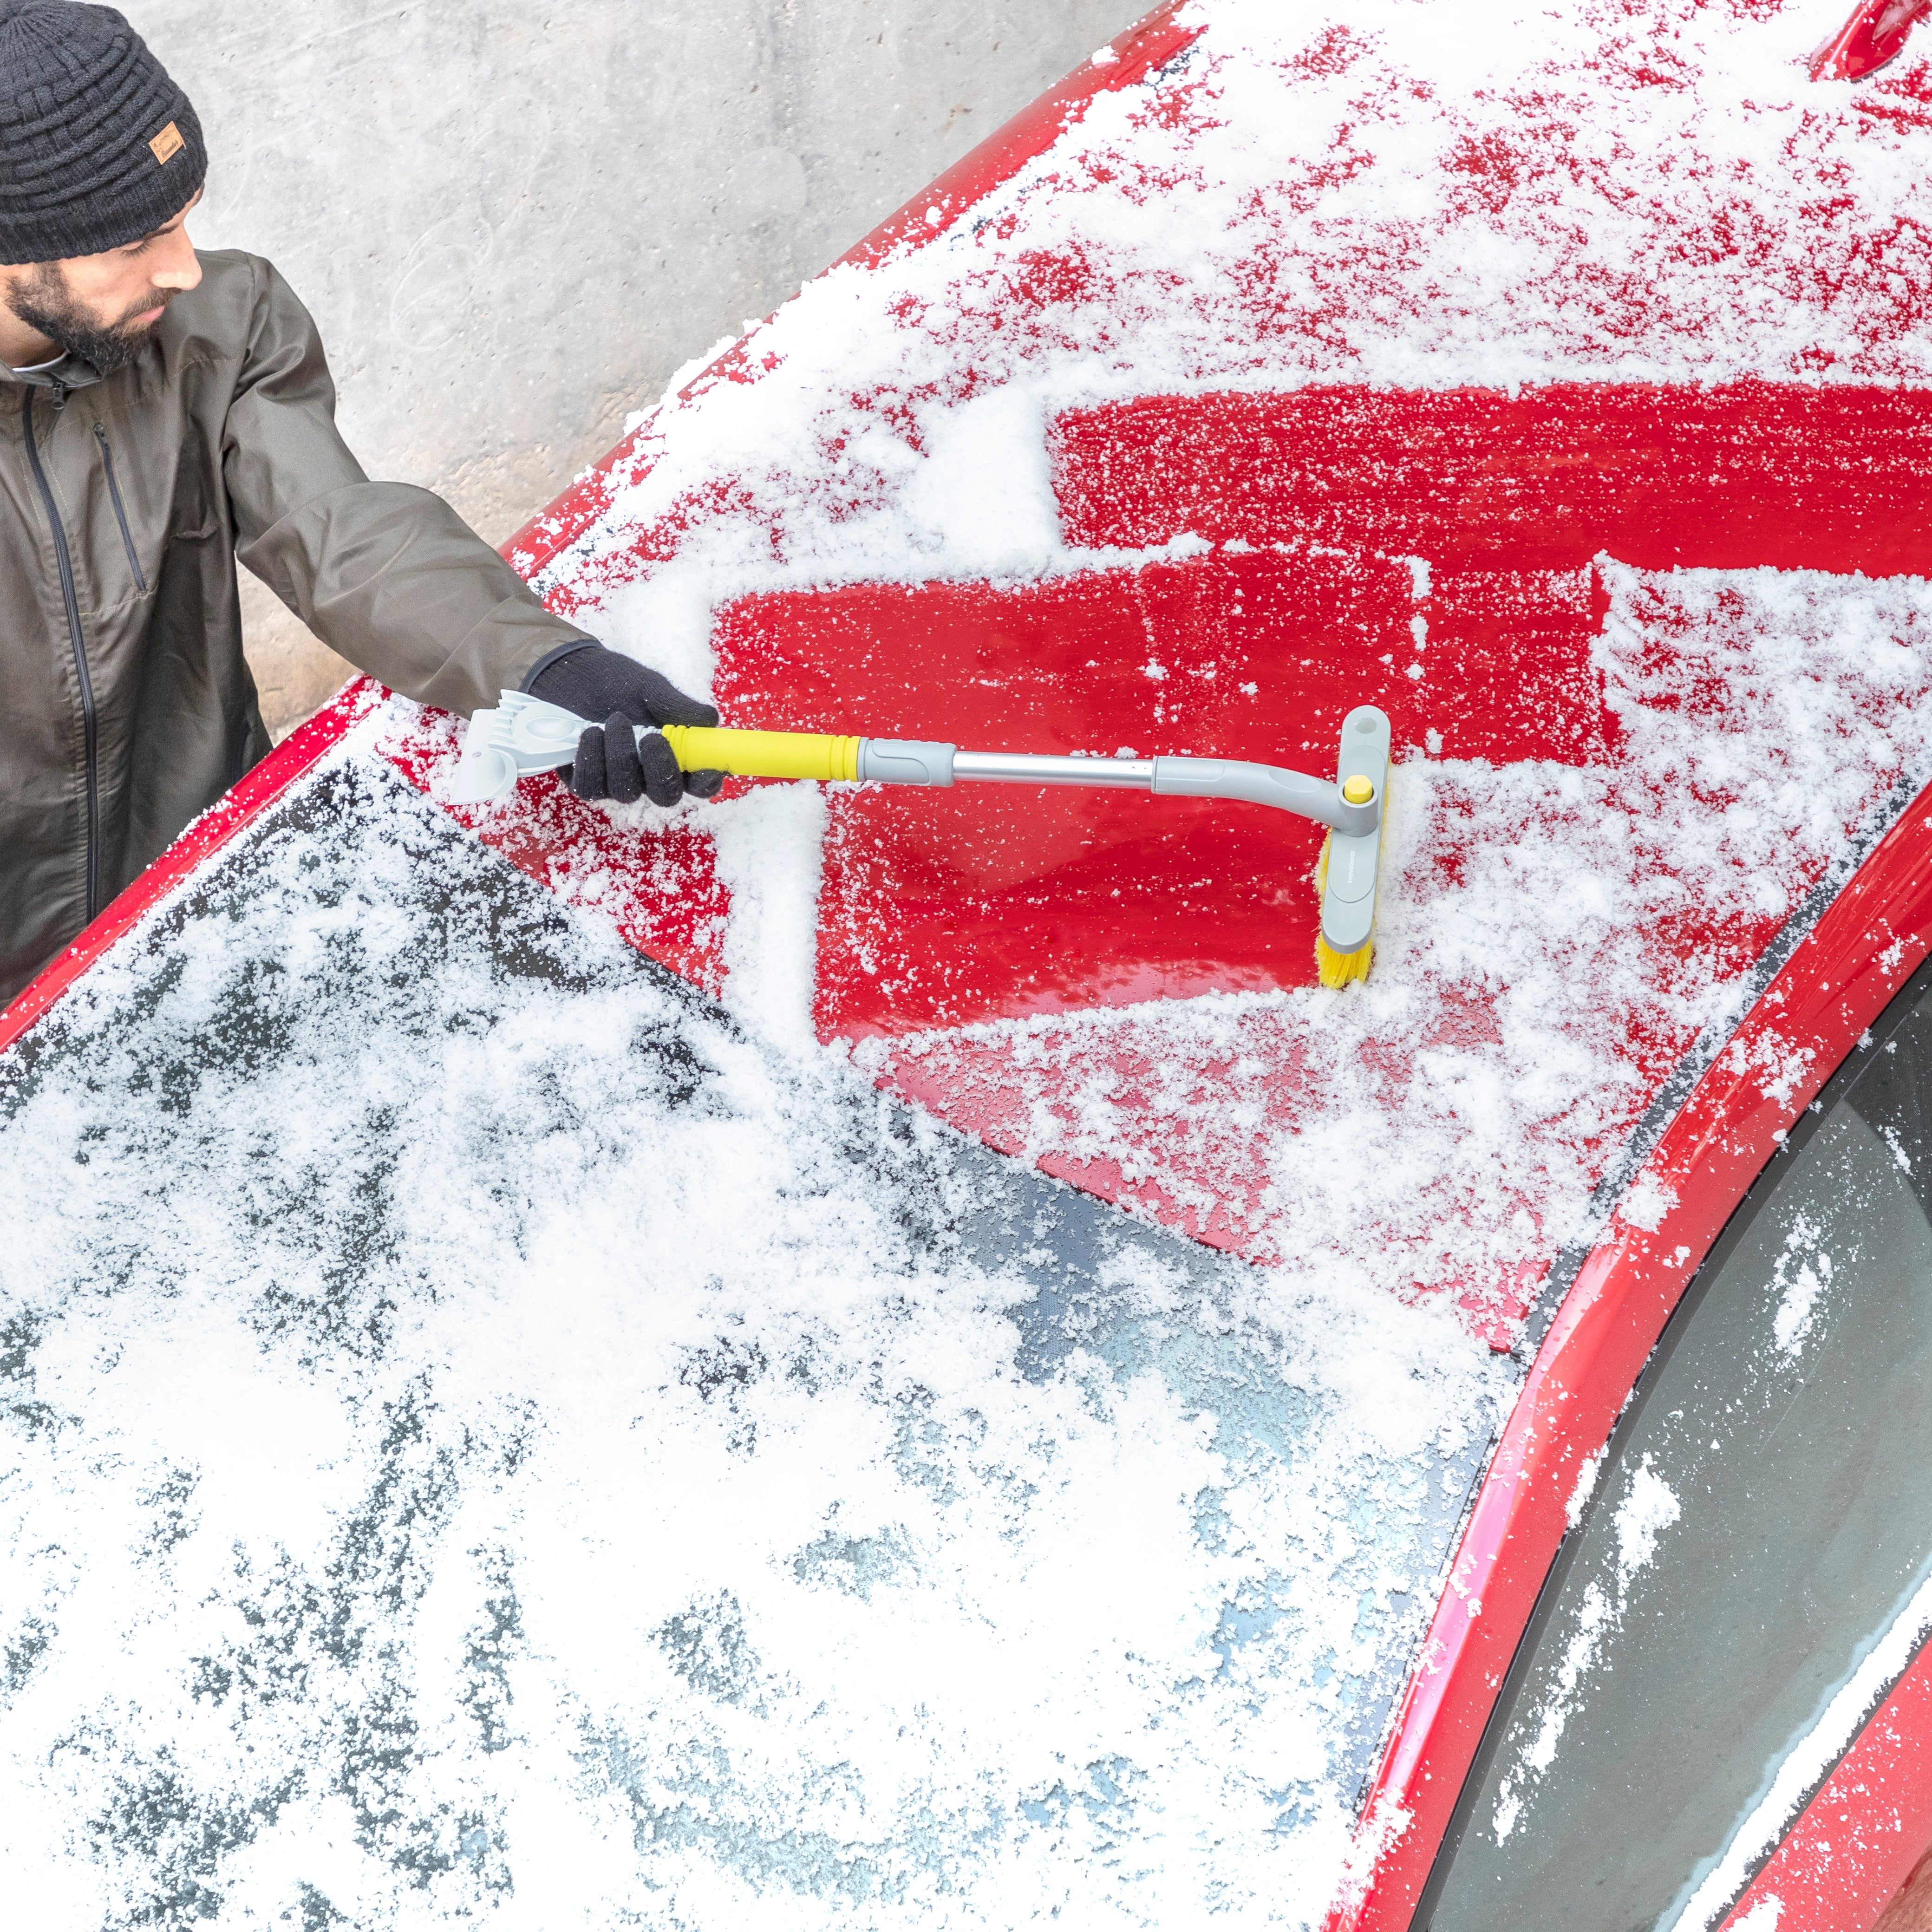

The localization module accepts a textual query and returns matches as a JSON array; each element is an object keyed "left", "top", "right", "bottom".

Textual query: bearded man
[{"left": 0, "top": 0, "right": 719, "bottom": 1006}]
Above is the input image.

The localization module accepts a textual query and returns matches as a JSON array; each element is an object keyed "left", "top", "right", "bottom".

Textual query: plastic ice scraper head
[{"left": 448, "top": 692, "right": 942, "bottom": 803}]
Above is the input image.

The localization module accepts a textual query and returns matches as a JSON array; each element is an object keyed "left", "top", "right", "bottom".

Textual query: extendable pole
[{"left": 454, "top": 692, "right": 1388, "bottom": 839}]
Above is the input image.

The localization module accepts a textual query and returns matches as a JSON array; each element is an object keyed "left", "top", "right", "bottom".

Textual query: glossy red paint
[
  {"left": 1717, "top": 1634, "right": 1932, "bottom": 1932},
  {"left": 1053, "top": 385, "right": 1932, "bottom": 573},
  {"left": 496, "top": 0, "right": 1205, "bottom": 584},
  {"left": 690, "top": 520, "right": 1617, "bottom": 1273},
  {"left": 0, "top": 678, "right": 383, "bottom": 1057},
  {"left": 699, "top": 382, "right": 1932, "bottom": 1057},
  {"left": 712, "top": 553, "right": 1613, "bottom": 1038},
  {"left": 1325, "top": 778, "right": 1932, "bottom": 1931},
  {"left": 1810, "top": 0, "right": 1932, "bottom": 81}
]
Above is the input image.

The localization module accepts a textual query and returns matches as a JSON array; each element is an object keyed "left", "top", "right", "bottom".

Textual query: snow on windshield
[{"left": 2, "top": 737, "right": 1502, "bottom": 1925}]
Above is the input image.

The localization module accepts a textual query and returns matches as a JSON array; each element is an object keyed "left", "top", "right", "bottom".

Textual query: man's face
[{"left": 0, "top": 187, "right": 203, "bottom": 373}]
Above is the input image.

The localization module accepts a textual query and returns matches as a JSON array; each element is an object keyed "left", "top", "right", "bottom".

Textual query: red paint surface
[
  {"left": 1326, "top": 778, "right": 1932, "bottom": 1931},
  {"left": 712, "top": 512, "right": 1617, "bottom": 1039},
  {"left": 497, "top": 0, "right": 1204, "bottom": 584},
  {"left": 1053, "top": 385, "right": 1932, "bottom": 574},
  {"left": 685, "top": 386, "right": 1932, "bottom": 1050},
  {"left": 0, "top": 679, "right": 382, "bottom": 1057},
  {"left": 1717, "top": 1636, "right": 1932, "bottom": 1932},
  {"left": 1811, "top": 0, "right": 1932, "bottom": 82}
]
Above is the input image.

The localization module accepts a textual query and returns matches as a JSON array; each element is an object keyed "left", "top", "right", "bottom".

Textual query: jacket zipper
[
  {"left": 92, "top": 425, "right": 147, "bottom": 592},
  {"left": 24, "top": 387, "right": 99, "bottom": 922}
]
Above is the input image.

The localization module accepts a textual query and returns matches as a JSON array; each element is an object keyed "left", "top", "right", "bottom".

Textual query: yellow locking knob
[{"left": 1341, "top": 774, "right": 1375, "bottom": 806}]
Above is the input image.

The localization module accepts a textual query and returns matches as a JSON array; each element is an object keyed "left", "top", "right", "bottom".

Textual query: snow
[
  {"left": 1564, "top": 1448, "right": 1605, "bottom": 1529},
  {"left": 1492, "top": 1456, "right": 1679, "bottom": 1844},
  {"left": 1619, "top": 1172, "right": 1679, "bottom": 1234},
  {"left": 1493, "top": 1579, "right": 1609, "bottom": 1841},
  {"left": 705, "top": 780, "right": 830, "bottom": 1046},
  {"left": 1770, "top": 1213, "right": 1834, "bottom": 1356},
  {"left": 1, "top": 751, "right": 1503, "bottom": 1925},
  {"left": 1613, "top": 1461, "right": 1684, "bottom": 1591}
]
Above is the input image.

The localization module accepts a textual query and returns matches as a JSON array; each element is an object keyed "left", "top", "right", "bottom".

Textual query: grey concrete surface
[{"left": 135, "top": 1, "right": 1138, "bottom": 736}]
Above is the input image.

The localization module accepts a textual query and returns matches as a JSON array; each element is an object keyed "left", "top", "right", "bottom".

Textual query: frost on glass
[
  {"left": 1428, "top": 975, "right": 1932, "bottom": 1932},
  {"left": 2, "top": 755, "right": 1501, "bottom": 1927}
]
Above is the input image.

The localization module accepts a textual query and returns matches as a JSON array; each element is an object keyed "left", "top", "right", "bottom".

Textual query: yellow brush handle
[{"left": 659, "top": 725, "right": 860, "bottom": 783}]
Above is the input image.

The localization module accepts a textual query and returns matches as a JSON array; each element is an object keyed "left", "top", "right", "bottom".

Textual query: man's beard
[{"left": 5, "top": 266, "right": 174, "bottom": 375}]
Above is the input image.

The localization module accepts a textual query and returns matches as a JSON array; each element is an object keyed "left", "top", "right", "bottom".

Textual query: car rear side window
[{"left": 1423, "top": 965, "right": 1932, "bottom": 1932}]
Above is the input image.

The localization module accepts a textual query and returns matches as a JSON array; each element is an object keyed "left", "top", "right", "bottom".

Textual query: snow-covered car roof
[{"left": 9, "top": 1, "right": 1932, "bottom": 1925}]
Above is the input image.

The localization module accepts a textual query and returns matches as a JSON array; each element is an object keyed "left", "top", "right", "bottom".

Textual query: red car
[{"left": 7, "top": 3, "right": 1932, "bottom": 1925}]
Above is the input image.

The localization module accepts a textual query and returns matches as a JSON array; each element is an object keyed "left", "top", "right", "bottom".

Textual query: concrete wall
[{"left": 136, "top": 0, "right": 1137, "bottom": 737}]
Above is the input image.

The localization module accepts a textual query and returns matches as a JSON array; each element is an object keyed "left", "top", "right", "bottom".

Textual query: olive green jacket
[{"left": 0, "top": 248, "right": 592, "bottom": 1004}]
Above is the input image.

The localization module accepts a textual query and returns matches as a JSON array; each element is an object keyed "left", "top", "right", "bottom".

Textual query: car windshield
[
  {"left": 1424, "top": 963, "right": 1932, "bottom": 1931},
  {"left": 2, "top": 742, "right": 1505, "bottom": 1922}
]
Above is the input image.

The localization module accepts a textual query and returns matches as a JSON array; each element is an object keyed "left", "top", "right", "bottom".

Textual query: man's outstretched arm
[{"left": 222, "top": 255, "right": 594, "bottom": 717}]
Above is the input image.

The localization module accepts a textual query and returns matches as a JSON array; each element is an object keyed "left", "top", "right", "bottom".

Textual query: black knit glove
[{"left": 525, "top": 643, "right": 726, "bottom": 807}]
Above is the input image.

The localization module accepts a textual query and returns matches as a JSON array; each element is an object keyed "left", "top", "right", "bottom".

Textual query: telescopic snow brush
[{"left": 452, "top": 691, "right": 1393, "bottom": 987}]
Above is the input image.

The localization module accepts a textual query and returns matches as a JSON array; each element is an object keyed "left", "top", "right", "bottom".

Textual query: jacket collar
[{"left": 0, "top": 350, "right": 107, "bottom": 393}]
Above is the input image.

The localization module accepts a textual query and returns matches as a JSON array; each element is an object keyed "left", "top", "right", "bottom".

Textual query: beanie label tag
[{"left": 149, "top": 122, "right": 184, "bottom": 166}]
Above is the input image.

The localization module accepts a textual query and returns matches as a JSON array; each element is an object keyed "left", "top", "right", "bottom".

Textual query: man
[{"left": 0, "top": 0, "right": 718, "bottom": 1007}]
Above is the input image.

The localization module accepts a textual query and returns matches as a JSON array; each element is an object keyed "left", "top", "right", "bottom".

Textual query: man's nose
[{"left": 152, "top": 234, "right": 202, "bottom": 294}]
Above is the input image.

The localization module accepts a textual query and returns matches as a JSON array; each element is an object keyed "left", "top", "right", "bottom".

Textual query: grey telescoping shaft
[{"left": 855, "top": 739, "right": 1380, "bottom": 836}]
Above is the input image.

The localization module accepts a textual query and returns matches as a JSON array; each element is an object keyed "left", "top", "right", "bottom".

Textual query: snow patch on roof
[{"left": 853, "top": 565, "right": 1932, "bottom": 1305}]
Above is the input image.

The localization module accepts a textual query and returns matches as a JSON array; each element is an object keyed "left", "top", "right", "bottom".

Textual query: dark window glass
[{"left": 1424, "top": 967, "right": 1932, "bottom": 1932}]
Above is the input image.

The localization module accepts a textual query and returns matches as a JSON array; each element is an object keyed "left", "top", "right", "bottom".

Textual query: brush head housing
[{"left": 1315, "top": 706, "right": 1391, "bottom": 986}]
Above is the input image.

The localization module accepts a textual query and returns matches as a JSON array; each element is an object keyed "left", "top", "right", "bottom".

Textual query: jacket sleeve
[{"left": 222, "top": 258, "right": 593, "bottom": 717}]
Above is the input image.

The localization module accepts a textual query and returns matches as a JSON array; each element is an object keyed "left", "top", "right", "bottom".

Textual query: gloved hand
[{"left": 525, "top": 643, "right": 726, "bottom": 807}]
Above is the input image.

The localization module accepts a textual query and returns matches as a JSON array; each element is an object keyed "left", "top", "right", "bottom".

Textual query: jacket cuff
[{"left": 521, "top": 639, "right": 599, "bottom": 693}]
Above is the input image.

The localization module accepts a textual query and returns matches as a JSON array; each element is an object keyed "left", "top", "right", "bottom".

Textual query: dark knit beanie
[{"left": 0, "top": 1, "right": 205, "bottom": 266}]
